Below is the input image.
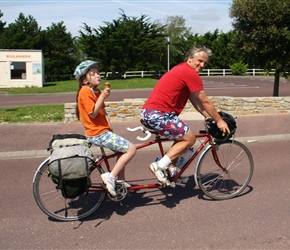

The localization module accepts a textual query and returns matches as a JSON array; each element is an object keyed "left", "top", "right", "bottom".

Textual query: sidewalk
[{"left": 1, "top": 113, "right": 290, "bottom": 159}]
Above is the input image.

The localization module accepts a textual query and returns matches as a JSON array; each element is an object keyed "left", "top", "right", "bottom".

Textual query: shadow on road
[
  {"left": 77, "top": 176, "right": 200, "bottom": 226},
  {"left": 45, "top": 176, "right": 254, "bottom": 227}
]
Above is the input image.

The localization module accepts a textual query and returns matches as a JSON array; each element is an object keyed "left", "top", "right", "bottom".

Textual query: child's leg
[
  {"left": 87, "top": 131, "right": 136, "bottom": 179},
  {"left": 111, "top": 143, "right": 136, "bottom": 179}
]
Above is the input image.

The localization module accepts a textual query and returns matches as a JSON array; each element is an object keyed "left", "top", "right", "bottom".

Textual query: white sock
[
  {"left": 157, "top": 155, "right": 171, "bottom": 170},
  {"left": 109, "top": 173, "right": 117, "bottom": 180}
]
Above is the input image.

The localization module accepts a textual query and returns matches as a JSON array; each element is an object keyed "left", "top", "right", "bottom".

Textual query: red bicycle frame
[{"left": 90, "top": 126, "right": 225, "bottom": 192}]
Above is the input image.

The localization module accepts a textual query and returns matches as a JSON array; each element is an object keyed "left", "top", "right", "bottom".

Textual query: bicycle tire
[
  {"left": 32, "top": 158, "right": 106, "bottom": 221},
  {"left": 195, "top": 140, "right": 254, "bottom": 200}
]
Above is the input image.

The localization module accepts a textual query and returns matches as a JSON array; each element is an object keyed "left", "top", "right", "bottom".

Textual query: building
[{"left": 0, "top": 49, "right": 44, "bottom": 88}]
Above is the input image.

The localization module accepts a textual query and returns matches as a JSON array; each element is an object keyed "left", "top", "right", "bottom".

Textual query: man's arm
[{"left": 189, "top": 91, "right": 230, "bottom": 133}]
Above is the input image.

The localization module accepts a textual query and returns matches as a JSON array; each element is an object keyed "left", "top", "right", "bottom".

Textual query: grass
[
  {"left": 0, "top": 78, "right": 157, "bottom": 123},
  {"left": 0, "top": 78, "right": 158, "bottom": 95},
  {"left": 0, "top": 105, "right": 64, "bottom": 123}
]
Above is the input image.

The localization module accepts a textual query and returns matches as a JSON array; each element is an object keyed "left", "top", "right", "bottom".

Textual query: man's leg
[
  {"left": 146, "top": 112, "right": 195, "bottom": 185},
  {"left": 166, "top": 128, "right": 196, "bottom": 162}
]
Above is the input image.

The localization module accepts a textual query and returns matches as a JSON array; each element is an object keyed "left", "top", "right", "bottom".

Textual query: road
[
  {"left": 1, "top": 115, "right": 290, "bottom": 249},
  {"left": 1, "top": 140, "right": 290, "bottom": 249},
  {"left": 0, "top": 76, "right": 290, "bottom": 108},
  {"left": 1, "top": 76, "right": 290, "bottom": 249}
]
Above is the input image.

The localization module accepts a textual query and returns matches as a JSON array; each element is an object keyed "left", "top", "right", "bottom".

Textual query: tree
[
  {"left": 187, "top": 30, "right": 220, "bottom": 68},
  {"left": 230, "top": 0, "right": 290, "bottom": 96},
  {"left": 0, "top": 12, "right": 77, "bottom": 79},
  {"left": 210, "top": 30, "right": 244, "bottom": 68},
  {"left": 40, "top": 21, "right": 78, "bottom": 78},
  {"left": 186, "top": 30, "right": 244, "bottom": 69},
  {"left": 0, "top": 13, "right": 41, "bottom": 49},
  {"left": 79, "top": 10, "right": 166, "bottom": 78},
  {"left": 161, "top": 16, "right": 192, "bottom": 68},
  {"left": 0, "top": 10, "right": 6, "bottom": 33}
]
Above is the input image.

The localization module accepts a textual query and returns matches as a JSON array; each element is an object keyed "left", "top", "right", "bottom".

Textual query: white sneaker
[
  {"left": 101, "top": 172, "right": 116, "bottom": 197},
  {"left": 149, "top": 162, "right": 170, "bottom": 186}
]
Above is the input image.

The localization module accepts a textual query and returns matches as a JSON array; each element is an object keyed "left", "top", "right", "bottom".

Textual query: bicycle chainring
[{"left": 107, "top": 182, "right": 128, "bottom": 202}]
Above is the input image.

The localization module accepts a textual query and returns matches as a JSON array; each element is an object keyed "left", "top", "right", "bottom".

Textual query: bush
[{"left": 230, "top": 62, "right": 248, "bottom": 75}]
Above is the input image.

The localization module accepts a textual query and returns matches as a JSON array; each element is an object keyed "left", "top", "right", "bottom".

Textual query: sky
[{"left": 1, "top": 0, "right": 234, "bottom": 37}]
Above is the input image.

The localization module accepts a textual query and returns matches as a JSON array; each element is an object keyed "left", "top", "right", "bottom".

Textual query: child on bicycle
[{"left": 74, "top": 60, "right": 136, "bottom": 197}]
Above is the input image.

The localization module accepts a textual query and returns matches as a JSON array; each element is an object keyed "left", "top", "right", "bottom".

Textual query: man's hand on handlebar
[
  {"left": 217, "top": 119, "right": 230, "bottom": 135},
  {"left": 205, "top": 117, "right": 230, "bottom": 135}
]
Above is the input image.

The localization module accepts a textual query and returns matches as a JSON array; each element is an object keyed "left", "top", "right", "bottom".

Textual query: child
[{"left": 74, "top": 60, "right": 136, "bottom": 197}]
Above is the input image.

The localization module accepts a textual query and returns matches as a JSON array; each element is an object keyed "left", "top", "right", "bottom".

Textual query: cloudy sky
[{"left": 1, "top": 0, "right": 234, "bottom": 37}]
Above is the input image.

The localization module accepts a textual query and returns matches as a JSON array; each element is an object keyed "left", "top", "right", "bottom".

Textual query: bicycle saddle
[{"left": 140, "top": 119, "right": 155, "bottom": 131}]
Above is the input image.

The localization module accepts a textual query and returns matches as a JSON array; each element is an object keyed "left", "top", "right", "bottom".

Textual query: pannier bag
[
  {"left": 48, "top": 133, "right": 91, "bottom": 151},
  {"left": 47, "top": 134, "right": 95, "bottom": 199}
]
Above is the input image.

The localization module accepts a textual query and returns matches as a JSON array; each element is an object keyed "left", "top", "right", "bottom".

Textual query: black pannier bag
[{"left": 47, "top": 134, "right": 95, "bottom": 199}]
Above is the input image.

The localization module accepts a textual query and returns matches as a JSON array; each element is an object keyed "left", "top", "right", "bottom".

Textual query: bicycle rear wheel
[
  {"left": 195, "top": 140, "right": 254, "bottom": 200},
  {"left": 33, "top": 158, "right": 106, "bottom": 221}
]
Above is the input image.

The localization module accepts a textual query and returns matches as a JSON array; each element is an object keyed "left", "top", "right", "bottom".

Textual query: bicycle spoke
[
  {"left": 33, "top": 160, "right": 106, "bottom": 221},
  {"left": 195, "top": 140, "right": 254, "bottom": 200}
]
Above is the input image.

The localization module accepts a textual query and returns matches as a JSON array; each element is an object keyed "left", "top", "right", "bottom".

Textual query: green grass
[
  {"left": 0, "top": 78, "right": 158, "bottom": 95},
  {"left": 0, "top": 105, "right": 64, "bottom": 123},
  {"left": 0, "top": 78, "right": 157, "bottom": 123}
]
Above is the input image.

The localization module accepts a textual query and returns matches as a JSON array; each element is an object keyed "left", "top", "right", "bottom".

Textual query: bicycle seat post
[{"left": 100, "top": 146, "right": 106, "bottom": 156}]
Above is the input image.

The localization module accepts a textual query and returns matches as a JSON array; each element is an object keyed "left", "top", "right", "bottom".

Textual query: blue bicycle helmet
[
  {"left": 74, "top": 60, "right": 99, "bottom": 83},
  {"left": 207, "top": 112, "right": 237, "bottom": 142}
]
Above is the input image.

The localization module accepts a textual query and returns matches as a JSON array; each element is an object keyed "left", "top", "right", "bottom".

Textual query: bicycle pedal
[
  {"left": 157, "top": 181, "right": 172, "bottom": 188},
  {"left": 177, "top": 176, "right": 189, "bottom": 184},
  {"left": 157, "top": 181, "right": 165, "bottom": 187},
  {"left": 175, "top": 182, "right": 186, "bottom": 187},
  {"left": 173, "top": 177, "right": 189, "bottom": 187},
  {"left": 169, "top": 182, "right": 176, "bottom": 188}
]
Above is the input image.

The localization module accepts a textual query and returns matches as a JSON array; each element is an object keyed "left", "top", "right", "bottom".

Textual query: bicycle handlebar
[{"left": 127, "top": 126, "right": 152, "bottom": 141}]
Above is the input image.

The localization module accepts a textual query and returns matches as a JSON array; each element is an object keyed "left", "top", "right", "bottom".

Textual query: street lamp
[{"left": 166, "top": 37, "right": 170, "bottom": 71}]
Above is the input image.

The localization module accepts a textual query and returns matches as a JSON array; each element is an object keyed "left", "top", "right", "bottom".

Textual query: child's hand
[{"left": 101, "top": 88, "right": 110, "bottom": 99}]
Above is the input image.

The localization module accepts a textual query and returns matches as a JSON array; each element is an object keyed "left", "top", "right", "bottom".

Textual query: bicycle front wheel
[
  {"left": 32, "top": 158, "right": 106, "bottom": 221},
  {"left": 195, "top": 140, "right": 254, "bottom": 200}
]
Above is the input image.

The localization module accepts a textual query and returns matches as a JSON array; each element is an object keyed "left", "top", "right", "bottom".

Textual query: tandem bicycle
[{"left": 33, "top": 117, "right": 254, "bottom": 221}]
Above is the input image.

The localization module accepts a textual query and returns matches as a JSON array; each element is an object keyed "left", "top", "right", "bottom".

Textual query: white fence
[
  {"left": 199, "top": 68, "right": 275, "bottom": 76},
  {"left": 102, "top": 68, "right": 276, "bottom": 78},
  {"left": 46, "top": 69, "right": 276, "bottom": 82}
]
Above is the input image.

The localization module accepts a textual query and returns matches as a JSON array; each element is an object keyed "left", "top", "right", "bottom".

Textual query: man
[{"left": 140, "top": 45, "right": 230, "bottom": 185}]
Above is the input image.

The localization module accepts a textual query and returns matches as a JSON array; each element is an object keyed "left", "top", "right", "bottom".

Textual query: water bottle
[{"left": 176, "top": 147, "right": 194, "bottom": 169}]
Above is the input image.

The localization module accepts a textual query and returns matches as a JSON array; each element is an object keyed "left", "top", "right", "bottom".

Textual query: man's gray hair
[{"left": 184, "top": 45, "right": 212, "bottom": 61}]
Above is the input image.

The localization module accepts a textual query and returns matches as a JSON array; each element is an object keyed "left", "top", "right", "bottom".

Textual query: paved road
[
  {"left": 1, "top": 140, "right": 290, "bottom": 249},
  {"left": 1, "top": 76, "right": 290, "bottom": 108},
  {"left": 1, "top": 76, "right": 290, "bottom": 249},
  {"left": 1, "top": 114, "right": 290, "bottom": 249}
]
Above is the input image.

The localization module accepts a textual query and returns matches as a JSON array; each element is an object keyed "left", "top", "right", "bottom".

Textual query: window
[{"left": 10, "top": 62, "right": 26, "bottom": 80}]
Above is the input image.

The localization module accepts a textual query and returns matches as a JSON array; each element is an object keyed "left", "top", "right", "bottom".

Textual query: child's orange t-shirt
[{"left": 78, "top": 86, "right": 110, "bottom": 137}]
